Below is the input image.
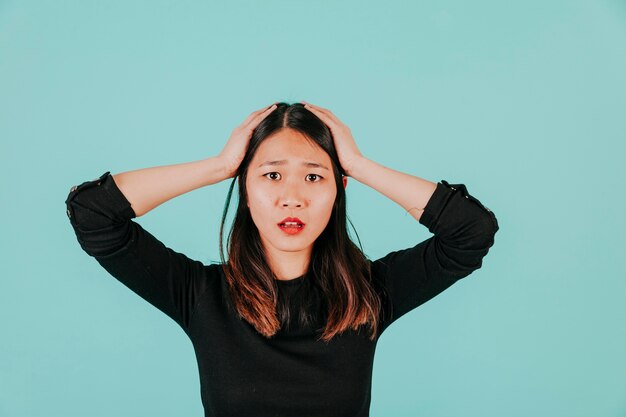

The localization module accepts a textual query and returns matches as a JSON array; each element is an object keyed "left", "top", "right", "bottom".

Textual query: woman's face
[{"left": 245, "top": 128, "right": 346, "bottom": 259}]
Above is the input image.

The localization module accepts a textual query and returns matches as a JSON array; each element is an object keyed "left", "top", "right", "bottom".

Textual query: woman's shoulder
[{"left": 203, "top": 261, "right": 226, "bottom": 279}]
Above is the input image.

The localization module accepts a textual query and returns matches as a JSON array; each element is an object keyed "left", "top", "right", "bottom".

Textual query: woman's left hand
[{"left": 301, "top": 101, "right": 364, "bottom": 177}]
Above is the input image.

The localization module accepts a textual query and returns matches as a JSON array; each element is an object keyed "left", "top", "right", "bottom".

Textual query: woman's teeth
[{"left": 282, "top": 222, "right": 302, "bottom": 227}]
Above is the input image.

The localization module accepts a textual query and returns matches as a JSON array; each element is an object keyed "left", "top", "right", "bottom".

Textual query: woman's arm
[
  {"left": 65, "top": 103, "right": 279, "bottom": 331},
  {"left": 347, "top": 157, "right": 437, "bottom": 223},
  {"left": 65, "top": 170, "right": 212, "bottom": 332},
  {"left": 111, "top": 103, "right": 279, "bottom": 218},
  {"left": 301, "top": 101, "right": 499, "bottom": 336},
  {"left": 112, "top": 156, "right": 230, "bottom": 218}
]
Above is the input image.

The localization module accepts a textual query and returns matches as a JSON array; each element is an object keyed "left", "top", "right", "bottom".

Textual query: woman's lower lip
[{"left": 278, "top": 224, "right": 305, "bottom": 235}]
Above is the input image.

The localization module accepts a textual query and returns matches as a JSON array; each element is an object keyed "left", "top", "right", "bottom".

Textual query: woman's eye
[
  {"left": 306, "top": 174, "right": 322, "bottom": 182},
  {"left": 264, "top": 172, "right": 281, "bottom": 180}
]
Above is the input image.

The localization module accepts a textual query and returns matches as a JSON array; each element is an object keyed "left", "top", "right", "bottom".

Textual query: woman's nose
[
  {"left": 281, "top": 197, "right": 303, "bottom": 208},
  {"left": 282, "top": 200, "right": 302, "bottom": 208},
  {"left": 280, "top": 184, "right": 304, "bottom": 208}
]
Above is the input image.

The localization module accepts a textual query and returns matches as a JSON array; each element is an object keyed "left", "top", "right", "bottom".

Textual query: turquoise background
[{"left": 1, "top": 1, "right": 625, "bottom": 416}]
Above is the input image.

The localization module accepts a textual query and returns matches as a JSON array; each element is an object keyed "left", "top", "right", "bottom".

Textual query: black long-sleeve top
[{"left": 64, "top": 171, "right": 499, "bottom": 417}]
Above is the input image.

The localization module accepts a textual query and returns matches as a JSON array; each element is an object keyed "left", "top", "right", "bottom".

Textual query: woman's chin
[
  {"left": 264, "top": 236, "right": 314, "bottom": 253},
  {"left": 258, "top": 227, "right": 321, "bottom": 254}
]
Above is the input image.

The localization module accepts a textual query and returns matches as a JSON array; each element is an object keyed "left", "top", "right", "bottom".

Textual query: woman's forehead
[{"left": 252, "top": 131, "right": 330, "bottom": 166}]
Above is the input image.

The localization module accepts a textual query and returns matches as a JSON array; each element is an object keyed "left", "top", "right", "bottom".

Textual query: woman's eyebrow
[{"left": 257, "top": 160, "right": 329, "bottom": 170}]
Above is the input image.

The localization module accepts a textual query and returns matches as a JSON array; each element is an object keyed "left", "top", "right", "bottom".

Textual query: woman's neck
[{"left": 265, "top": 245, "right": 312, "bottom": 281}]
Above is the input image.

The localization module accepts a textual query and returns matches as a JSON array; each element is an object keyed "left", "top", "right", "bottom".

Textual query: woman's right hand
[{"left": 218, "top": 103, "right": 278, "bottom": 179}]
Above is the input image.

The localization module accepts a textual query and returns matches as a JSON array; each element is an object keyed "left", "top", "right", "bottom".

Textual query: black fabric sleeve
[
  {"left": 64, "top": 171, "right": 210, "bottom": 333},
  {"left": 371, "top": 180, "right": 500, "bottom": 335}
]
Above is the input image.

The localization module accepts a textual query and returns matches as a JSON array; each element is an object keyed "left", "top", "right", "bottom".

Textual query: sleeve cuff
[
  {"left": 418, "top": 180, "right": 456, "bottom": 231},
  {"left": 66, "top": 171, "right": 136, "bottom": 223},
  {"left": 102, "top": 171, "right": 137, "bottom": 219}
]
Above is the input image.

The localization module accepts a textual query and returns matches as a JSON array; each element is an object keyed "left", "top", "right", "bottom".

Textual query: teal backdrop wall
[{"left": 1, "top": 1, "right": 625, "bottom": 416}]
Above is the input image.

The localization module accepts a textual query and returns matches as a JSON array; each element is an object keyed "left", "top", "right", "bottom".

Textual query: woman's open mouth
[{"left": 277, "top": 217, "right": 305, "bottom": 235}]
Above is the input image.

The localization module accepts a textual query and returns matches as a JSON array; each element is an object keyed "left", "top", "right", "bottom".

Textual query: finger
[
  {"left": 302, "top": 101, "right": 322, "bottom": 111},
  {"left": 247, "top": 103, "right": 277, "bottom": 124},
  {"left": 303, "top": 102, "right": 329, "bottom": 116},
  {"left": 242, "top": 103, "right": 277, "bottom": 124},
  {"left": 303, "top": 101, "right": 331, "bottom": 114},
  {"left": 304, "top": 105, "right": 332, "bottom": 125},
  {"left": 242, "top": 103, "right": 277, "bottom": 127},
  {"left": 303, "top": 102, "right": 341, "bottom": 125},
  {"left": 303, "top": 103, "right": 338, "bottom": 128}
]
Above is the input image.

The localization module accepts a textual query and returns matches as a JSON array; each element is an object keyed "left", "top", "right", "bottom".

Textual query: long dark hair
[{"left": 219, "top": 102, "right": 387, "bottom": 342}]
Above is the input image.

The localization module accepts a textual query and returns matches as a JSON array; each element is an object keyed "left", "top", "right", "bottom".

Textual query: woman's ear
[{"left": 342, "top": 176, "right": 348, "bottom": 189}]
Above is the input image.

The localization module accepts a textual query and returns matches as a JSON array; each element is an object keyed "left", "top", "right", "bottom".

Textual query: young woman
[{"left": 65, "top": 101, "right": 499, "bottom": 417}]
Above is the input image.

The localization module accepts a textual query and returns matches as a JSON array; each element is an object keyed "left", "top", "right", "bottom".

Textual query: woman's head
[
  {"left": 237, "top": 103, "right": 348, "bottom": 271},
  {"left": 219, "top": 102, "right": 385, "bottom": 342}
]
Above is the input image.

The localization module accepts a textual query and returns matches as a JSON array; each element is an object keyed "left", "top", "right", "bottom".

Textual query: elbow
[
  {"left": 64, "top": 185, "right": 81, "bottom": 228},
  {"left": 457, "top": 181, "right": 499, "bottom": 249},
  {"left": 64, "top": 174, "right": 118, "bottom": 230},
  {"left": 64, "top": 173, "right": 136, "bottom": 257},
  {"left": 65, "top": 195, "right": 134, "bottom": 258},
  {"left": 472, "top": 209, "right": 499, "bottom": 251},
  {"left": 64, "top": 193, "right": 74, "bottom": 224},
  {"left": 485, "top": 207, "right": 499, "bottom": 246}
]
